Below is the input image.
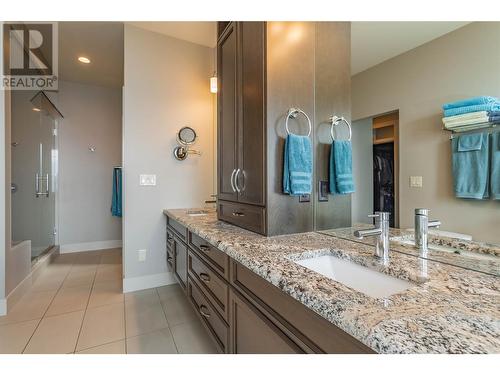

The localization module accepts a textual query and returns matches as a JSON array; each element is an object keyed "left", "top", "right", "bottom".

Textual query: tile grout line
[
  {"left": 156, "top": 287, "right": 179, "bottom": 354},
  {"left": 21, "top": 253, "right": 78, "bottom": 353},
  {"left": 72, "top": 251, "right": 106, "bottom": 353}
]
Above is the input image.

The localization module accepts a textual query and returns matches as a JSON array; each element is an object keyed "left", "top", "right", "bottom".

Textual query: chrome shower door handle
[
  {"left": 35, "top": 173, "right": 40, "bottom": 197},
  {"left": 230, "top": 169, "right": 237, "bottom": 192},
  {"left": 44, "top": 173, "right": 49, "bottom": 197}
]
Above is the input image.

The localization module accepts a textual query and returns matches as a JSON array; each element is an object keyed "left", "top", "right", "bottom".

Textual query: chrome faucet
[
  {"left": 414, "top": 208, "right": 441, "bottom": 251},
  {"left": 353, "top": 212, "right": 390, "bottom": 263}
]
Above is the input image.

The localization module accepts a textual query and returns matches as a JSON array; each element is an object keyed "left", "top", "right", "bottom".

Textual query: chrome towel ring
[
  {"left": 330, "top": 115, "right": 352, "bottom": 141},
  {"left": 285, "top": 107, "right": 312, "bottom": 137}
]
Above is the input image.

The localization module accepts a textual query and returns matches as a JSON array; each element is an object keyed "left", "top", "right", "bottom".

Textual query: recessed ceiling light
[
  {"left": 78, "top": 56, "right": 91, "bottom": 64},
  {"left": 32, "top": 107, "right": 41, "bottom": 112}
]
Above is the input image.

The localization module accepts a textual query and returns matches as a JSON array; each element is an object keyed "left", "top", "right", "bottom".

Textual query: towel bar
[
  {"left": 285, "top": 107, "right": 312, "bottom": 137},
  {"left": 330, "top": 116, "right": 352, "bottom": 141}
]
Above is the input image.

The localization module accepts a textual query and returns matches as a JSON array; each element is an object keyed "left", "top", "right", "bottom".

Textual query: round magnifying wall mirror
[{"left": 177, "top": 126, "right": 197, "bottom": 146}]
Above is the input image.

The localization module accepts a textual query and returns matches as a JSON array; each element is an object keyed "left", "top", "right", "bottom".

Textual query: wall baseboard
[
  {"left": 0, "top": 298, "right": 6, "bottom": 316},
  {"left": 123, "top": 272, "right": 176, "bottom": 293},
  {"left": 60, "top": 240, "right": 122, "bottom": 254}
]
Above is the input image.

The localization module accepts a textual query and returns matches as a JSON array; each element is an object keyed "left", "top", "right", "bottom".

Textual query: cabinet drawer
[
  {"left": 217, "top": 200, "right": 266, "bottom": 235},
  {"left": 166, "top": 229, "right": 174, "bottom": 251},
  {"left": 189, "top": 231, "right": 229, "bottom": 278},
  {"left": 173, "top": 235, "right": 188, "bottom": 290},
  {"left": 166, "top": 247, "right": 174, "bottom": 272},
  {"left": 188, "top": 250, "right": 229, "bottom": 321},
  {"left": 187, "top": 277, "right": 229, "bottom": 353},
  {"left": 167, "top": 216, "right": 188, "bottom": 241}
]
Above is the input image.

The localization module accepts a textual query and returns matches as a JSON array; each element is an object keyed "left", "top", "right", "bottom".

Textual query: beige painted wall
[
  {"left": 123, "top": 25, "right": 215, "bottom": 286},
  {"left": 57, "top": 81, "right": 123, "bottom": 246},
  {"left": 352, "top": 22, "right": 500, "bottom": 244}
]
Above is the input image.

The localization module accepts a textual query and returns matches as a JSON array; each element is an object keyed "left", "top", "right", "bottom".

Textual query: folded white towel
[
  {"left": 442, "top": 111, "right": 488, "bottom": 126},
  {"left": 445, "top": 122, "right": 491, "bottom": 132}
]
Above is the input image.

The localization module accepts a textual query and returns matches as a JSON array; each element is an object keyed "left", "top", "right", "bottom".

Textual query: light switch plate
[
  {"left": 140, "top": 174, "right": 156, "bottom": 186},
  {"left": 138, "top": 249, "right": 147, "bottom": 262},
  {"left": 410, "top": 176, "right": 423, "bottom": 188}
]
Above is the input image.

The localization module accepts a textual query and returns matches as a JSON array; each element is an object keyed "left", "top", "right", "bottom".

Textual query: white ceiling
[
  {"left": 56, "top": 21, "right": 470, "bottom": 88},
  {"left": 59, "top": 22, "right": 124, "bottom": 88},
  {"left": 351, "top": 22, "right": 470, "bottom": 75},
  {"left": 128, "top": 22, "right": 217, "bottom": 48}
]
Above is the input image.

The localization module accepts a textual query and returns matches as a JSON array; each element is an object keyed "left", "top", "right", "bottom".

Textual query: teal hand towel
[
  {"left": 491, "top": 132, "right": 500, "bottom": 200},
  {"left": 329, "top": 140, "right": 355, "bottom": 194},
  {"left": 444, "top": 102, "right": 500, "bottom": 117},
  {"left": 443, "top": 96, "right": 499, "bottom": 110},
  {"left": 452, "top": 133, "right": 489, "bottom": 199},
  {"left": 111, "top": 167, "right": 122, "bottom": 217},
  {"left": 283, "top": 134, "right": 312, "bottom": 195}
]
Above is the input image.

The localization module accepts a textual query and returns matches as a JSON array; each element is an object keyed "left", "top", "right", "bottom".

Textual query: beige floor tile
[
  {"left": 95, "top": 264, "right": 122, "bottom": 283},
  {"left": 62, "top": 269, "right": 96, "bottom": 289},
  {"left": 29, "top": 272, "right": 67, "bottom": 292},
  {"left": 125, "top": 288, "right": 160, "bottom": 307},
  {"left": 160, "top": 292, "right": 198, "bottom": 327},
  {"left": 170, "top": 321, "right": 218, "bottom": 354},
  {"left": 0, "top": 290, "right": 57, "bottom": 326},
  {"left": 88, "top": 279, "right": 124, "bottom": 308},
  {"left": 74, "top": 252, "right": 102, "bottom": 266},
  {"left": 100, "top": 252, "right": 122, "bottom": 265},
  {"left": 126, "top": 329, "right": 177, "bottom": 354},
  {"left": 0, "top": 320, "right": 40, "bottom": 354},
  {"left": 75, "top": 340, "right": 126, "bottom": 354},
  {"left": 46, "top": 285, "right": 92, "bottom": 316},
  {"left": 24, "top": 310, "right": 85, "bottom": 354},
  {"left": 76, "top": 302, "right": 125, "bottom": 351},
  {"left": 157, "top": 284, "right": 184, "bottom": 302},
  {"left": 125, "top": 299, "right": 168, "bottom": 337}
]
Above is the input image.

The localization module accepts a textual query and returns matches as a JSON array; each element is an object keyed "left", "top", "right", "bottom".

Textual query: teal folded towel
[
  {"left": 111, "top": 167, "right": 122, "bottom": 217},
  {"left": 491, "top": 132, "right": 500, "bottom": 200},
  {"left": 283, "top": 134, "right": 312, "bottom": 195},
  {"left": 452, "top": 133, "right": 489, "bottom": 199},
  {"left": 444, "top": 102, "right": 500, "bottom": 117},
  {"left": 329, "top": 140, "right": 355, "bottom": 194},
  {"left": 443, "top": 96, "right": 498, "bottom": 110}
]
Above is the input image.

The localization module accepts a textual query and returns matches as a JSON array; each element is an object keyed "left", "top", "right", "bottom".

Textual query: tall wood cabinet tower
[{"left": 217, "top": 22, "right": 351, "bottom": 236}]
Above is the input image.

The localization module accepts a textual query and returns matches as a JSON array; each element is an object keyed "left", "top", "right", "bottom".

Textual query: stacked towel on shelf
[{"left": 442, "top": 96, "right": 500, "bottom": 131}]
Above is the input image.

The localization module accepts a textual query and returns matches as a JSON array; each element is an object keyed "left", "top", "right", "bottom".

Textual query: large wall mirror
[{"left": 317, "top": 22, "right": 499, "bottom": 276}]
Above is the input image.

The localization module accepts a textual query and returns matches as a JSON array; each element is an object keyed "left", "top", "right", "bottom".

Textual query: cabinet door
[
  {"left": 217, "top": 22, "right": 239, "bottom": 202},
  {"left": 229, "top": 289, "right": 304, "bottom": 354},
  {"left": 237, "top": 22, "right": 266, "bottom": 206},
  {"left": 173, "top": 236, "right": 187, "bottom": 290}
]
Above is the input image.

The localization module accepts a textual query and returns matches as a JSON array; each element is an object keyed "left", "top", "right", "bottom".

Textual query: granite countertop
[{"left": 164, "top": 208, "right": 500, "bottom": 354}]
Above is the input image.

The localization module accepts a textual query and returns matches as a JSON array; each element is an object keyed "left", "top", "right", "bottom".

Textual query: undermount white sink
[{"left": 294, "top": 255, "right": 413, "bottom": 299}]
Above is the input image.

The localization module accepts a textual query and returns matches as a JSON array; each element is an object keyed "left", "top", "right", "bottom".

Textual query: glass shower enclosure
[{"left": 11, "top": 91, "right": 63, "bottom": 262}]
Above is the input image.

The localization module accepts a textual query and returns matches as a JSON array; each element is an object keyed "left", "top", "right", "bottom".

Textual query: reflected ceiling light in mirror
[
  {"left": 32, "top": 107, "right": 41, "bottom": 112},
  {"left": 210, "top": 74, "right": 217, "bottom": 93},
  {"left": 78, "top": 56, "right": 91, "bottom": 64}
]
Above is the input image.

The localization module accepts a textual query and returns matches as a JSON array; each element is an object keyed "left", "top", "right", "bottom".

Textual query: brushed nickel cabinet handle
[
  {"left": 232, "top": 212, "right": 245, "bottom": 217},
  {"left": 199, "top": 244, "right": 210, "bottom": 252},
  {"left": 230, "top": 169, "right": 237, "bottom": 192},
  {"left": 199, "top": 305, "right": 211, "bottom": 318},
  {"left": 199, "top": 273, "right": 210, "bottom": 282},
  {"left": 234, "top": 169, "right": 241, "bottom": 193}
]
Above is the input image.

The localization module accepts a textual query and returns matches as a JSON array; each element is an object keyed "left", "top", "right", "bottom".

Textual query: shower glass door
[{"left": 11, "top": 91, "right": 62, "bottom": 262}]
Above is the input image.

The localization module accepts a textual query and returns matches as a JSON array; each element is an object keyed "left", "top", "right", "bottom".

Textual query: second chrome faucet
[{"left": 354, "top": 212, "right": 390, "bottom": 264}]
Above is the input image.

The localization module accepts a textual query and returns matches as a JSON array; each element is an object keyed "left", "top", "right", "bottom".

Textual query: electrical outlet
[
  {"left": 140, "top": 174, "right": 156, "bottom": 186},
  {"left": 299, "top": 194, "right": 310, "bottom": 202},
  {"left": 410, "top": 176, "right": 423, "bottom": 188},
  {"left": 138, "top": 249, "right": 147, "bottom": 262}
]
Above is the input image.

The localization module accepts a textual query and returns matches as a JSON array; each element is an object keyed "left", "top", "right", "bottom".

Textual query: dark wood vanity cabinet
[
  {"left": 166, "top": 215, "right": 373, "bottom": 354},
  {"left": 217, "top": 21, "right": 267, "bottom": 234}
]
